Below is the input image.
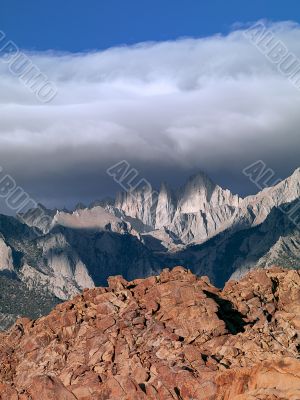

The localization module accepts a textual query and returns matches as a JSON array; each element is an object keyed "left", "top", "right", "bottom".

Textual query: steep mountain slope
[
  {"left": 243, "top": 166, "right": 300, "bottom": 225},
  {"left": 0, "top": 273, "right": 59, "bottom": 330},
  {"left": 0, "top": 214, "right": 94, "bottom": 300},
  {"left": 0, "top": 267, "right": 299, "bottom": 399},
  {"left": 165, "top": 199, "right": 300, "bottom": 287},
  {"left": 49, "top": 225, "right": 163, "bottom": 286},
  {"left": 0, "top": 215, "right": 163, "bottom": 303}
]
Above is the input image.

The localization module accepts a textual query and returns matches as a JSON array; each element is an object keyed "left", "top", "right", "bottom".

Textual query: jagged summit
[
  {"left": 16, "top": 166, "right": 300, "bottom": 245},
  {"left": 159, "top": 180, "right": 174, "bottom": 195},
  {"left": 183, "top": 170, "right": 216, "bottom": 187},
  {"left": 17, "top": 167, "right": 300, "bottom": 245}
]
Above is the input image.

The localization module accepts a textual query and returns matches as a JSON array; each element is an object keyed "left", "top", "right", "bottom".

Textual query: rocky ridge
[
  {"left": 0, "top": 266, "right": 299, "bottom": 399},
  {"left": 21, "top": 168, "right": 300, "bottom": 247},
  {"left": 116, "top": 168, "right": 300, "bottom": 245}
]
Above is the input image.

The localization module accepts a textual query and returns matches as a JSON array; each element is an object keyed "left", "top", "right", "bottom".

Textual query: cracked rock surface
[{"left": 0, "top": 266, "right": 299, "bottom": 399}]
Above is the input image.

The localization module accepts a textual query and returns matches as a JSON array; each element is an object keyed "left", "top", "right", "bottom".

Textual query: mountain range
[{"left": 0, "top": 167, "right": 299, "bottom": 328}]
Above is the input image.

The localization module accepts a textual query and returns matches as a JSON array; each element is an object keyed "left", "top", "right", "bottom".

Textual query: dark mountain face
[{"left": 161, "top": 199, "right": 300, "bottom": 287}]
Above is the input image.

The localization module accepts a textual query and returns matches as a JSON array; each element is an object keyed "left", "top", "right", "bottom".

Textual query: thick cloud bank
[{"left": 0, "top": 21, "right": 299, "bottom": 209}]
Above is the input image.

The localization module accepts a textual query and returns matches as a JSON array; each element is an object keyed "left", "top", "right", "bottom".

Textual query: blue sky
[{"left": 1, "top": 0, "right": 300, "bottom": 51}]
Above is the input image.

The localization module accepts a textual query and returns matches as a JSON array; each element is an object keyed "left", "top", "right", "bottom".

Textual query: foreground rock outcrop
[{"left": 0, "top": 266, "right": 299, "bottom": 399}]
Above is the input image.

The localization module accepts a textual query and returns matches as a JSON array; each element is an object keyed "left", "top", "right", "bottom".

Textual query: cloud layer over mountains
[{"left": 0, "top": 21, "right": 300, "bottom": 209}]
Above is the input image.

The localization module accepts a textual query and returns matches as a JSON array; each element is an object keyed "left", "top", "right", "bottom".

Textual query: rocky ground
[{"left": 0, "top": 266, "right": 299, "bottom": 399}]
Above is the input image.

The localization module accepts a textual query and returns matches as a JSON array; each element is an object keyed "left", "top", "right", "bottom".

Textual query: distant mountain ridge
[
  {"left": 0, "top": 167, "right": 298, "bottom": 328},
  {"left": 19, "top": 167, "right": 300, "bottom": 245}
]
